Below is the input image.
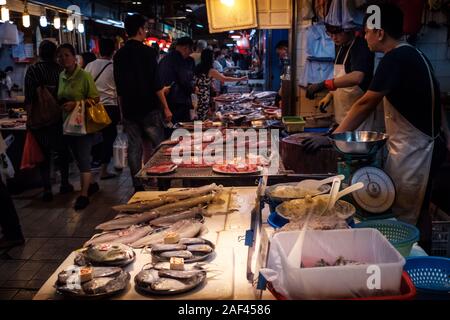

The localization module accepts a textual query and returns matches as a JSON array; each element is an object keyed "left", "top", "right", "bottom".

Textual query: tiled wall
[{"left": 416, "top": 12, "right": 450, "bottom": 93}]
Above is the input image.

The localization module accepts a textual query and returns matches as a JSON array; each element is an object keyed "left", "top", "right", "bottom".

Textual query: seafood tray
[
  {"left": 135, "top": 266, "right": 207, "bottom": 296},
  {"left": 75, "top": 244, "right": 136, "bottom": 267},
  {"left": 55, "top": 267, "right": 130, "bottom": 299},
  {"left": 150, "top": 238, "right": 215, "bottom": 263}
]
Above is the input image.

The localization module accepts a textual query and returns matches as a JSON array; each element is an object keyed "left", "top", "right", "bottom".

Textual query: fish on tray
[
  {"left": 131, "top": 219, "right": 204, "bottom": 248},
  {"left": 146, "top": 163, "right": 177, "bottom": 175},
  {"left": 134, "top": 268, "right": 206, "bottom": 293},
  {"left": 84, "top": 225, "right": 153, "bottom": 247},
  {"left": 81, "top": 243, "right": 135, "bottom": 264},
  {"left": 149, "top": 208, "right": 204, "bottom": 228}
]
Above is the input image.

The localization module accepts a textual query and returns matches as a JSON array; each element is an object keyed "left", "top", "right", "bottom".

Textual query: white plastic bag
[
  {"left": 63, "top": 101, "right": 87, "bottom": 136},
  {"left": 113, "top": 124, "right": 128, "bottom": 169},
  {"left": 0, "top": 153, "right": 15, "bottom": 180},
  {"left": 260, "top": 229, "right": 405, "bottom": 300}
]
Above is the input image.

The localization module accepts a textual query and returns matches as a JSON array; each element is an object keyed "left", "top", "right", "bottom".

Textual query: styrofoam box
[{"left": 264, "top": 229, "right": 405, "bottom": 300}]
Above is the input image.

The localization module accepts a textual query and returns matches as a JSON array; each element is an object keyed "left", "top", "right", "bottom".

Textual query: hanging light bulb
[
  {"left": 0, "top": 0, "right": 7, "bottom": 6},
  {"left": 220, "top": 0, "right": 235, "bottom": 6},
  {"left": 40, "top": 9, "right": 47, "bottom": 27},
  {"left": 22, "top": 2, "right": 30, "bottom": 28},
  {"left": 1, "top": 6, "right": 9, "bottom": 22},
  {"left": 54, "top": 13, "right": 60, "bottom": 29},
  {"left": 77, "top": 23, "right": 84, "bottom": 33},
  {"left": 66, "top": 17, "right": 74, "bottom": 31}
]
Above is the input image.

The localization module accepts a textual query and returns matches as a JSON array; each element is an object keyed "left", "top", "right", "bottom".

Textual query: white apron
[
  {"left": 333, "top": 39, "right": 379, "bottom": 131},
  {"left": 384, "top": 43, "right": 437, "bottom": 225}
]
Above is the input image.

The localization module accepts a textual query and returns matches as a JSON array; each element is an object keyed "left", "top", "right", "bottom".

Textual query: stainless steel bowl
[{"left": 329, "top": 131, "right": 389, "bottom": 156}]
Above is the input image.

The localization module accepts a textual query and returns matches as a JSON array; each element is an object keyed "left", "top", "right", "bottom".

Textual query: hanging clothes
[
  {"left": 305, "top": 23, "right": 335, "bottom": 60},
  {"left": 325, "top": 0, "right": 364, "bottom": 29}
]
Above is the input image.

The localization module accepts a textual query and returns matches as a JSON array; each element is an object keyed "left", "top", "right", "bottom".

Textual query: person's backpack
[{"left": 28, "top": 84, "right": 61, "bottom": 129}]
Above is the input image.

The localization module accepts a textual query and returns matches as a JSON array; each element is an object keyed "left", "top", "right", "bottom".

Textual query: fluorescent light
[
  {"left": 1, "top": 7, "right": 9, "bottom": 22},
  {"left": 67, "top": 18, "right": 74, "bottom": 31},
  {"left": 23, "top": 13, "right": 30, "bottom": 28},
  {"left": 229, "top": 30, "right": 234, "bottom": 33},
  {"left": 77, "top": 23, "right": 84, "bottom": 33},
  {"left": 185, "top": 7, "right": 193, "bottom": 13},
  {"left": 54, "top": 14, "right": 60, "bottom": 29},
  {"left": 196, "top": 24, "right": 204, "bottom": 28},
  {"left": 230, "top": 35, "right": 240, "bottom": 39},
  {"left": 40, "top": 16, "right": 48, "bottom": 27},
  {"left": 220, "top": 0, "right": 235, "bottom": 7}
]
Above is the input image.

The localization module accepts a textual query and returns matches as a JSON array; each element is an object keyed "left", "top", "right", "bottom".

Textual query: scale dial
[{"left": 350, "top": 167, "right": 396, "bottom": 214}]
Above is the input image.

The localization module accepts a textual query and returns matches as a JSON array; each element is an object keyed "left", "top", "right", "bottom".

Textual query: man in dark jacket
[{"left": 158, "top": 37, "right": 195, "bottom": 123}]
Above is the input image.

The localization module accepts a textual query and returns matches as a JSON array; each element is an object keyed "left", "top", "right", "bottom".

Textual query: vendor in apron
[
  {"left": 334, "top": 4, "right": 449, "bottom": 250},
  {"left": 303, "top": 24, "right": 381, "bottom": 151}
]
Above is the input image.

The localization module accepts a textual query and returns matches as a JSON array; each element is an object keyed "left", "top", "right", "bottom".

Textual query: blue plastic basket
[
  {"left": 404, "top": 257, "right": 450, "bottom": 296},
  {"left": 354, "top": 220, "right": 420, "bottom": 257}
]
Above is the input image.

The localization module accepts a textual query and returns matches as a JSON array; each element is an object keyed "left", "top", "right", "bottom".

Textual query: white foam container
[{"left": 261, "top": 229, "right": 405, "bottom": 299}]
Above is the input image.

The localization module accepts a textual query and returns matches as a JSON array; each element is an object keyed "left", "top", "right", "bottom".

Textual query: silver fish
[
  {"left": 82, "top": 271, "right": 130, "bottom": 295},
  {"left": 131, "top": 219, "right": 203, "bottom": 248},
  {"left": 150, "top": 208, "right": 204, "bottom": 228},
  {"left": 112, "top": 198, "right": 168, "bottom": 213},
  {"left": 154, "top": 194, "right": 216, "bottom": 216},
  {"left": 84, "top": 225, "right": 153, "bottom": 247},
  {"left": 95, "top": 211, "right": 159, "bottom": 231},
  {"left": 159, "top": 250, "right": 193, "bottom": 259},
  {"left": 179, "top": 238, "right": 206, "bottom": 245},
  {"left": 161, "top": 184, "right": 222, "bottom": 200},
  {"left": 85, "top": 243, "right": 134, "bottom": 263},
  {"left": 151, "top": 278, "right": 190, "bottom": 291},
  {"left": 151, "top": 244, "right": 187, "bottom": 252},
  {"left": 135, "top": 269, "right": 160, "bottom": 285},
  {"left": 186, "top": 245, "right": 213, "bottom": 254},
  {"left": 158, "top": 269, "right": 204, "bottom": 280}
]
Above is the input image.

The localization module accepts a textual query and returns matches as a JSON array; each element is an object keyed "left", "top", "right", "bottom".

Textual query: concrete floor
[{"left": 0, "top": 169, "right": 135, "bottom": 300}]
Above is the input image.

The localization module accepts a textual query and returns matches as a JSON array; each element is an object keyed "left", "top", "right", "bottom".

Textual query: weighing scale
[{"left": 329, "top": 132, "right": 397, "bottom": 220}]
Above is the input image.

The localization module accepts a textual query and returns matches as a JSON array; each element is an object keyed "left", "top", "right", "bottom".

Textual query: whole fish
[
  {"left": 153, "top": 194, "right": 216, "bottom": 216},
  {"left": 179, "top": 238, "right": 206, "bottom": 245},
  {"left": 186, "top": 245, "right": 213, "bottom": 254},
  {"left": 82, "top": 271, "right": 130, "bottom": 295},
  {"left": 151, "top": 244, "right": 187, "bottom": 252},
  {"left": 159, "top": 250, "right": 193, "bottom": 259},
  {"left": 112, "top": 198, "right": 169, "bottom": 213},
  {"left": 158, "top": 269, "right": 204, "bottom": 280},
  {"left": 161, "top": 184, "right": 222, "bottom": 200},
  {"left": 150, "top": 208, "right": 204, "bottom": 228},
  {"left": 84, "top": 225, "right": 153, "bottom": 247},
  {"left": 57, "top": 266, "right": 122, "bottom": 285},
  {"left": 131, "top": 219, "right": 203, "bottom": 248},
  {"left": 85, "top": 243, "right": 134, "bottom": 263},
  {"left": 95, "top": 211, "right": 159, "bottom": 231}
]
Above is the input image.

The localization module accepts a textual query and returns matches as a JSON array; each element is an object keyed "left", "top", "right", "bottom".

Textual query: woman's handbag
[{"left": 85, "top": 99, "right": 112, "bottom": 133}]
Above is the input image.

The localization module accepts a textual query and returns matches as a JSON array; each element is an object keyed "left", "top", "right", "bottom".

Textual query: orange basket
[{"left": 267, "top": 271, "right": 416, "bottom": 300}]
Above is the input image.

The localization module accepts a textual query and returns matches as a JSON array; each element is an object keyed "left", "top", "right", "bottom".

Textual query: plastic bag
[
  {"left": 301, "top": 0, "right": 315, "bottom": 20},
  {"left": 260, "top": 229, "right": 405, "bottom": 300},
  {"left": 325, "top": 0, "right": 364, "bottom": 29},
  {"left": 0, "top": 153, "right": 15, "bottom": 180},
  {"left": 113, "top": 124, "right": 128, "bottom": 169},
  {"left": 63, "top": 101, "right": 87, "bottom": 136},
  {"left": 20, "top": 131, "right": 44, "bottom": 170},
  {"left": 85, "top": 99, "right": 112, "bottom": 133}
]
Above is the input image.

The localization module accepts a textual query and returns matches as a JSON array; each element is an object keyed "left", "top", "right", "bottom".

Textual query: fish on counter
[
  {"left": 150, "top": 208, "right": 204, "bottom": 228},
  {"left": 161, "top": 184, "right": 222, "bottom": 200},
  {"left": 78, "top": 243, "right": 135, "bottom": 266},
  {"left": 84, "top": 225, "right": 153, "bottom": 247},
  {"left": 95, "top": 211, "right": 160, "bottom": 231},
  {"left": 112, "top": 198, "right": 169, "bottom": 213},
  {"left": 131, "top": 219, "right": 204, "bottom": 248},
  {"left": 151, "top": 244, "right": 187, "bottom": 252},
  {"left": 153, "top": 193, "right": 216, "bottom": 216}
]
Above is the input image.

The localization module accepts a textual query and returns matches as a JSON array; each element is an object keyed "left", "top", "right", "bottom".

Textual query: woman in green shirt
[{"left": 57, "top": 44, "right": 100, "bottom": 210}]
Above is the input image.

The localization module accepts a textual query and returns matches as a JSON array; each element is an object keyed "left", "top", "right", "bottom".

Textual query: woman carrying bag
[{"left": 57, "top": 43, "right": 106, "bottom": 210}]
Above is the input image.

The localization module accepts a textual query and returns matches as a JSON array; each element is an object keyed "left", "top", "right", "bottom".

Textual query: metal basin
[{"left": 329, "top": 131, "right": 389, "bottom": 156}]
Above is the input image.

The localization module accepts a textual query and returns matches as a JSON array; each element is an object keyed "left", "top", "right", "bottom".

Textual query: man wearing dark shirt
[
  {"left": 306, "top": 26, "right": 377, "bottom": 131},
  {"left": 114, "top": 14, "right": 172, "bottom": 192},
  {"left": 158, "top": 37, "right": 195, "bottom": 123},
  {"left": 334, "top": 4, "right": 449, "bottom": 250}
]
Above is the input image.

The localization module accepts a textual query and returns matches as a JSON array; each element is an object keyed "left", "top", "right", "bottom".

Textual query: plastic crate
[
  {"left": 282, "top": 116, "right": 306, "bottom": 133},
  {"left": 404, "top": 256, "right": 450, "bottom": 297},
  {"left": 267, "top": 272, "right": 416, "bottom": 300},
  {"left": 432, "top": 221, "right": 450, "bottom": 257},
  {"left": 354, "top": 220, "right": 420, "bottom": 257}
]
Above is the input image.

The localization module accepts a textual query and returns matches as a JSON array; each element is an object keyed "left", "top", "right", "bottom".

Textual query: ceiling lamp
[
  {"left": 40, "top": 9, "right": 47, "bottom": 27},
  {"left": 66, "top": 17, "right": 74, "bottom": 31},
  {"left": 0, "top": 0, "right": 6, "bottom": 6},
  {"left": 53, "top": 13, "right": 60, "bottom": 29},
  {"left": 1, "top": 6, "right": 9, "bottom": 22},
  {"left": 22, "top": 1, "right": 30, "bottom": 28},
  {"left": 220, "top": 0, "right": 235, "bottom": 7}
]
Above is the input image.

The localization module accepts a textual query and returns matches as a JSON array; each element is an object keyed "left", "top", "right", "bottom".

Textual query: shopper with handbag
[
  {"left": 24, "top": 40, "right": 73, "bottom": 202},
  {"left": 85, "top": 38, "right": 120, "bottom": 180},
  {"left": 57, "top": 43, "right": 101, "bottom": 210}
]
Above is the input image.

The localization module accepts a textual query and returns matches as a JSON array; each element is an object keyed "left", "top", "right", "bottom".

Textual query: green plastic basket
[{"left": 355, "top": 220, "right": 420, "bottom": 257}]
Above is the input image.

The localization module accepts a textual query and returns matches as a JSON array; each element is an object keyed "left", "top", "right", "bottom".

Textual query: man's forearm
[
  {"left": 333, "top": 71, "right": 364, "bottom": 89},
  {"left": 334, "top": 91, "right": 383, "bottom": 133},
  {"left": 156, "top": 90, "right": 171, "bottom": 112}
]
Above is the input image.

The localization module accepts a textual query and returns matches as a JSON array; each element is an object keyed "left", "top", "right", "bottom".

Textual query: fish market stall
[{"left": 34, "top": 185, "right": 274, "bottom": 300}]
